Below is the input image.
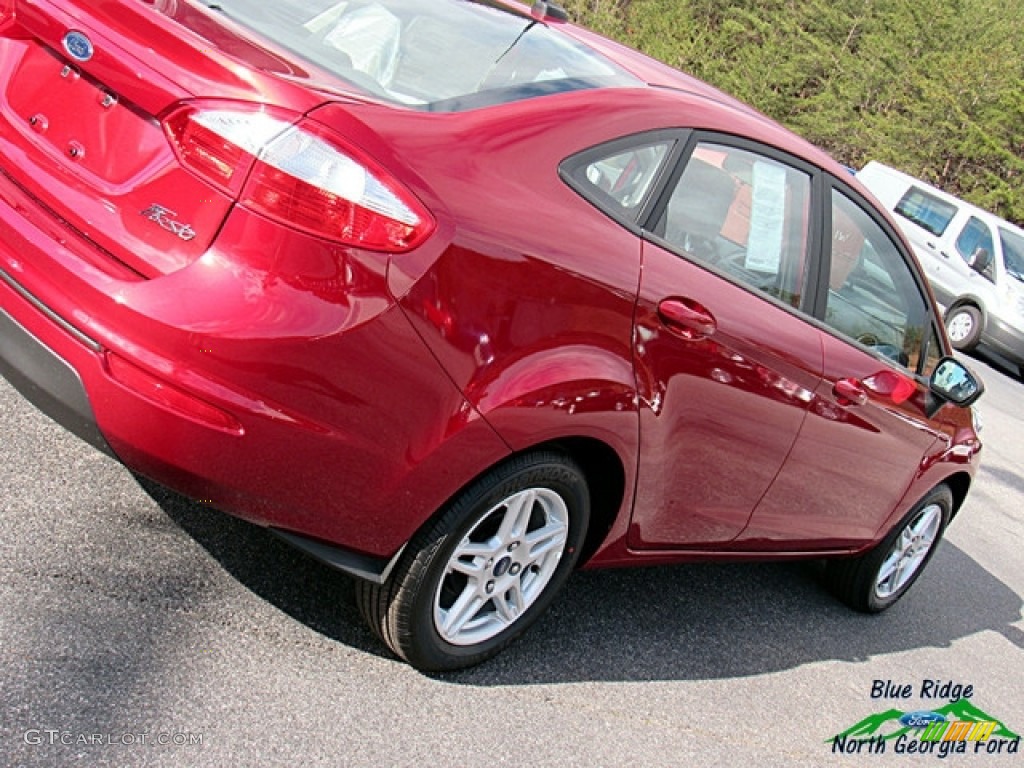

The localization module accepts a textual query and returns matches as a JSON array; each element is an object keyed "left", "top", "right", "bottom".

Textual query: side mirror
[
  {"left": 926, "top": 357, "right": 983, "bottom": 417},
  {"left": 969, "top": 247, "right": 992, "bottom": 274}
]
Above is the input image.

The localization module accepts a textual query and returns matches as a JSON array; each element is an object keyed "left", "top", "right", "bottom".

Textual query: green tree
[{"left": 565, "top": 0, "right": 1024, "bottom": 224}]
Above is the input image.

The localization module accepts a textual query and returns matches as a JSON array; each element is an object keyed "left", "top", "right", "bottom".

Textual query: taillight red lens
[
  {"left": 163, "top": 103, "right": 294, "bottom": 196},
  {"left": 163, "top": 102, "right": 434, "bottom": 252},
  {"left": 242, "top": 121, "right": 433, "bottom": 251}
]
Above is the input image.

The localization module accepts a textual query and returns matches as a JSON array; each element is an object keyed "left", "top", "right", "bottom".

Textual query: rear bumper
[
  {"left": 0, "top": 290, "right": 112, "bottom": 456},
  {"left": 0, "top": 266, "right": 402, "bottom": 583},
  {"left": 0, "top": 168, "right": 509, "bottom": 572}
]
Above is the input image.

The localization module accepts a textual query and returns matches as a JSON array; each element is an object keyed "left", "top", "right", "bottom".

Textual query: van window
[
  {"left": 999, "top": 228, "right": 1024, "bottom": 283},
  {"left": 894, "top": 187, "right": 958, "bottom": 237},
  {"left": 955, "top": 217, "right": 996, "bottom": 282}
]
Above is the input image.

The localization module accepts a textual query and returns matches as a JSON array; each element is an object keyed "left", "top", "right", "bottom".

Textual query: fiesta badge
[{"left": 62, "top": 31, "right": 94, "bottom": 62}]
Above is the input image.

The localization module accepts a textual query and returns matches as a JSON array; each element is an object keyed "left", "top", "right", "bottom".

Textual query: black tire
[
  {"left": 356, "top": 451, "right": 590, "bottom": 672},
  {"left": 945, "top": 305, "right": 983, "bottom": 352},
  {"left": 826, "top": 485, "right": 952, "bottom": 613}
]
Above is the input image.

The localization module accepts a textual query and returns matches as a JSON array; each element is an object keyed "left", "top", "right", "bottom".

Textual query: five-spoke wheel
[
  {"left": 357, "top": 451, "right": 589, "bottom": 672},
  {"left": 826, "top": 484, "right": 952, "bottom": 613},
  {"left": 873, "top": 501, "right": 943, "bottom": 600},
  {"left": 434, "top": 487, "right": 570, "bottom": 646}
]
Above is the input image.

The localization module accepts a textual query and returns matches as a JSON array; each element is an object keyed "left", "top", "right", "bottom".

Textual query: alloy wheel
[
  {"left": 947, "top": 312, "right": 974, "bottom": 344},
  {"left": 874, "top": 503, "right": 943, "bottom": 599},
  {"left": 433, "top": 487, "right": 569, "bottom": 646}
]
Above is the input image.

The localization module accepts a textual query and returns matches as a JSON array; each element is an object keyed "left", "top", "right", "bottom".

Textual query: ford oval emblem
[
  {"left": 62, "top": 31, "right": 94, "bottom": 62},
  {"left": 899, "top": 710, "right": 946, "bottom": 729}
]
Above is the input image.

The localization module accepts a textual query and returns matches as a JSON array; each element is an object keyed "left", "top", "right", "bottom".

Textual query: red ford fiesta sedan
[{"left": 0, "top": 0, "right": 983, "bottom": 671}]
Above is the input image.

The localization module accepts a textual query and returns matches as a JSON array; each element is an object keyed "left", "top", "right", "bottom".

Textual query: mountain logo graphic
[{"left": 831, "top": 698, "right": 1020, "bottom": 743}]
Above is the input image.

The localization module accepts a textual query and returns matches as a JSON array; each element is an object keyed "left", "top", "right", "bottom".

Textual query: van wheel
[{"left": 945, "top": 305, "right": 982, "bottom": 351}]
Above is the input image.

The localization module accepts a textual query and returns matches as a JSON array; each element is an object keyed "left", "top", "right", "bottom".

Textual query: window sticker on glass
[{"left": 745, "top": 161, "right": 787, "bottom": 272}]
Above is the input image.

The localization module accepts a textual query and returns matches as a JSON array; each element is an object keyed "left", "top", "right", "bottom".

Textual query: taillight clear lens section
[
  {"left": 243, "top": 120, "right": 432, "bottom": 251},
  {"left": 164, "top": 104, "right": 294, "bottom": 196},
  {"left": 163, "top": 102, "right": 434, "bottom": 252}
]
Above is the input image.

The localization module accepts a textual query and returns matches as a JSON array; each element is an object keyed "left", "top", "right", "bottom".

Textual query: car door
[
  {"left": 738, "top": 184, "right": 948, "bottom": 548},
  {"left": 629, "top": 138, "right": 825, "bottom": 547}
]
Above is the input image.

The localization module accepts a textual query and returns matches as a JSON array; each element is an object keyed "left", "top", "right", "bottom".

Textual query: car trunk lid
[{"left": 0, "top": 0, "right": 324, "bottom": 277}]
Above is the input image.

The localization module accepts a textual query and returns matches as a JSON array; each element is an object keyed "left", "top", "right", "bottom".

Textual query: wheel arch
[
  {"left": 945, "top": 295, "right": 987, "bottom": 324},
  {"left": 402, "top": 435, "right": 629, "bottom": 571},
  {"left": 538, "top": 436, "right": 628, "bottom": 565},
  {"left": 943, "top": 470, "right": 973, "bottom": 522}
]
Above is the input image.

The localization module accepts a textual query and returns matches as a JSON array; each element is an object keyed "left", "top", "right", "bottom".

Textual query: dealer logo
[{"left": 829, "top": 680, "right": 1020, "bottom": 758}]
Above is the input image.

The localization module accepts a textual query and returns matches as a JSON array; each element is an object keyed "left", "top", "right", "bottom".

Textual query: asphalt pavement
[{"left": 1, "top": 352, "right": 1021, "bottom": 767}]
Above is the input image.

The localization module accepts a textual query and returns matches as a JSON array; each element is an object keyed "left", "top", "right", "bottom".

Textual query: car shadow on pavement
[
  {"left": 138, "top": 477, "right": 390, "bottom": 662},
  {"left": 971, "top": 347, "right": 1022, "bottom": 382},
  {"left": 143, "top": 477, "right": 1023, "bottom": 684},
  {"left": 453, "top": 547, "right": 1023, "bottom": 685}
]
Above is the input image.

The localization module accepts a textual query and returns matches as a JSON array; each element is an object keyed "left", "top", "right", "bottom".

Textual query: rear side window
[
  {"left": 561, "top": 136, "right": 675, "bottom": 225},
  {"left": 176, "top": 0, "right": 640, "bottom": 110},
  {"left": 894, "top": 186, "right": 958, "bottom": 237},
  {"left": 581, "top": 144, "right": 671, "bottom": 211},
  {"left": 654, "top": 144, "right": 812, "bottom": 308}
]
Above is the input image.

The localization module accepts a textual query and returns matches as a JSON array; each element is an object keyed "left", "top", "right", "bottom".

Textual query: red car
[{"left": 0, "top": 0, "right": 983, "bottom": 671}]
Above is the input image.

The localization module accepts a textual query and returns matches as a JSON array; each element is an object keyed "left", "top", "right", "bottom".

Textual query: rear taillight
[
  {"left": 164, "top": 104, "right": 293, "bottom": 196},
  {"left": 163, "top": 102, "right": 434, "bottom": 252}
]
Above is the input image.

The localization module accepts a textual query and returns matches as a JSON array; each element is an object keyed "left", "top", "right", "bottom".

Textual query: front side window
[
  {"left": 894, "top": 186, "right": 957, "bottom": 237},
  {"left": 825, "top": 190, "right": 934, "bottom": 372},
  {"left": 923, "top": 325, "right": 945, "bottom": 377},
  {"left": 999, "top": 227, "right": 1024, "bottom": 284},
  {"left": 654, "top": 143, "right": 811, "bottom": 308},
  {"left": 955, "top": 216, "right": 996, "bottom": 281}
]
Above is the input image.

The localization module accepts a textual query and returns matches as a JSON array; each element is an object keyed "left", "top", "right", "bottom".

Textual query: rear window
[
  {"left": 180, "top": 0, "right": 640, "bottom": 110},
  {"left": 893, "top": 186, "right": 958, "bottom": 237}
]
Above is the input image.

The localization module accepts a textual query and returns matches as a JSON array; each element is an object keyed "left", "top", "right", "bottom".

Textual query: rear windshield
[{"left": 182, "top": 0, "right": 640, "bottom": 110}]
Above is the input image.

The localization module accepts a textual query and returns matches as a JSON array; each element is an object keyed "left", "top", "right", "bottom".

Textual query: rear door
[{"left": 629, "top": 137, "right": 824, "bottom": 547}]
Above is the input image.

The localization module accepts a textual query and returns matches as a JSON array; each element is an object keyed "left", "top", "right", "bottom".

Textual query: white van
[{"left": 857, "top": 161, "right": 1024, "bottom": 376}]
